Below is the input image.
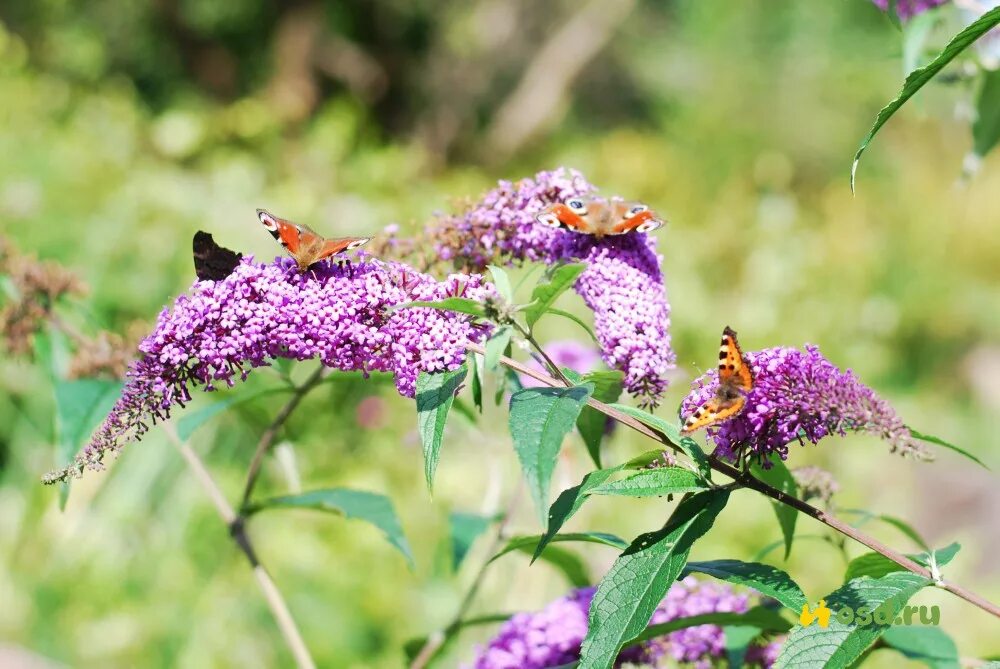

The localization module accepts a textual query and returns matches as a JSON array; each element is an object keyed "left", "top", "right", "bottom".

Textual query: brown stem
[
  {"left": 512, "top": 322, "right": 574, "bottom": 386},
  {"left": 164, "top": 425, "right": 317, "bottom": 669},
  {"left": 465, "top": 342, "right": 1000, "bottom": 620},
  {"left": 241, "top": 365, "right": 326, "bottom": 509}
]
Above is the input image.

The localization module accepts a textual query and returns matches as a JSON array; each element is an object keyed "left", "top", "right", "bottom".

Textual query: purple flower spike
[
  {"left": 871, "top": 0, "right": 948, "bottom": 20},
  {"left": 432, "top": 168, "right": 675, "bottom": 406},
  {"left": 466, "top": 577, "right": 779, "bottom": 668},
  {"left": 43, "top": 256, "right": 495, "bottom": 484},
  {"left": 680, "top": 344, "right": 932, "bottom": 464}
]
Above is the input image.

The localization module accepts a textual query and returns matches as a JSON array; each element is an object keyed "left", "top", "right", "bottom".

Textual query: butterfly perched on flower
[
  {"left": 681, "top": 326, "right": 754, "bottom": 433},
  {"left": 534, "top": 197, "right": 664, "bottom": 238},
  {"left": 257, "top": 209, "right": 371, "bottom": 271},
  {"left": 192, "top": 231, "right": 242, "bottom": 281}
]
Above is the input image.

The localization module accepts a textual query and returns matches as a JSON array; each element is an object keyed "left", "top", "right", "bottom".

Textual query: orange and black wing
[
  {"left": 719, "top": 326, "right": 753, "bottom": 390},
  {"left": 681, "top": 395, "right": 747, "bottom": 434},
  {"left": 193, "top": 231, "right": 242, "bottom": 281},
  {"left": 610, "top": 202, "right": 664, "bottom": 235},
  {"left": 534, "top": 198, "right": 593, "bottom": 233},
  {"left": 257, "top": 209, "right": 322, "bottom": 256},
  {"left": 680, "top": 326, "right": 754, "bottom": 434},
  {"left": 316, "top": 236, "right": 372, "bottom": 260}
]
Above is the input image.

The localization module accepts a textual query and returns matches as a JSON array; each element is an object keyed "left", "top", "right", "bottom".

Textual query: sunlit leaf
[
  {"left": 751, "top": 457, "right": 798, "bottom": 560},
  {"left": 881, "top": 625, "right": 960, "bottom": 669},
  {"left": 607, "top": 403, "right": 711, "bottom": 481},
  {"left": 909, "top": 428, "right": 989, "bottom": 469},
  {"left": 682, "top": 559, "right": 808, "bottom": 611},
  {"left": 487, "top": 264, "right": 513, "bottom": 302},
  {"left": 587, "top": 467, "right": 709, "bottom": 498},
  {"left": 415, "top": 365, "right": 468, "bottom": 492},
  {"left": 524, "top": 263, "right": 586, "bottom": 327},
  {"left": 397, "top": 297, "right": 486, "bottom": 318}
]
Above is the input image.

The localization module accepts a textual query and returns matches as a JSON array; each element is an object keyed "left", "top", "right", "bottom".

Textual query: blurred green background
[{"left": 1, "top": 0, "right": 999, "bottom": 667}]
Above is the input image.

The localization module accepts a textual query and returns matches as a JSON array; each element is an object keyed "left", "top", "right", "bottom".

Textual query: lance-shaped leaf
[
  {"left": 509, "top": 384, "right": 594, "bottom": 524},
  {"left": 752, "top": 458, "right": 798, "bottom": 560},
  {"left": 845, "top": 542, "right": 960, "bottom": 582},
  {"left": 608, "top": 403, "right": 711, "bottom": 480},
  {"left": 774, "top": 572, "right": 930, "bottom": 668},
  {"left": 973, "top": 69, "right": 1000, "bottom": 160},
  {"left": 248, "top": 488, "right": 413, "bottom": 567},
  {"left": 682, "top": 559, "right": 807, "bottom": 612},
  {"left": 578, "top": 489, "right": 731, "bottom": 669},
  {"left": 532, "top": 466, "right": 622, "bottom": 563},
  {"left": 415, "top": 365, "right": 468, "bottom": 492},
  {"left": 487, "top": 264, "right": 514, "bottom": 302},
  {"left": 449, "top": 511, "right": 496, "bottom": 570},
  {"left": 627, "top": 605, "right": 792, "bottom": 646},
  {"left": 881, "top": 626, "right": 960, "bottom": 669},
  {"left": 54, "top": 378, "right": 123, "bottom": 508},
  {"left": 587, "top": 467, "right": 709, "bottom": 498},
  {"left": 563, "top": 369, "right": 624, "bottom": 468},
  {"left": 524, "top": 263, "right": 586, "bottom": 327},
  {"left": 484, "top": 325, "right": 513, "bottom": 371},
  {"left": 397, "top": 297, "right": 486, "bottom": 318},
  {"left": 909, "top": 428, "right": 989, "bottom": 470},
  {"left": 490, "top": 532, "right": 626, "bottom": 588},
  {"left": 852, "top": 6, "right": 1000, "bottom": 191}
]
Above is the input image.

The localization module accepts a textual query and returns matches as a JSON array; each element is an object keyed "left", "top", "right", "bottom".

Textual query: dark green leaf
[
  {"left": 524, "top": 263, "right": 587, "bottom": 327},
  {"left": 533, "top": 545, "right": 591, "bottom": 587},
  {"left": 509, "top": 384, "right": 594, "bottom": 524},
  {"left": 547, "top": 308, "right": 599, "bottom": 344},
  {"left": 573, "top": 370, "right": 624, "bottom": 468},
  {"left": 773, "top": 572, "right": 930, "bottom": 668},
  {"left": 415, "top": 365, "right": 468, "bottom": 492},
  {"left": 398, "top": 297, "right": 486, "bottom": 318},
  {"left": 487, "top": 264, "right": 513, "bottom": 302},
  {"left": 250, "top": 488, "right": 413, "bottom": 567},
  {"left": 974, "top": 69, "right": 1000, "bottom": 158},
  {"left": 588, "top": 467, "right": 709, "bottom": 498},
  {"left": 751, "top": 458, "right": 798, "bottom": 560},
  {"left": 629, "top": 606, "right": 792, "bottom": 646},
  {"left": 578, "top": 489, "right": 731, "bottom": 669},
  {"left": 852, "top": 6, "right": 1000, "bottom": 191},
  {"left": 470, "top": 353, "right": 483, "bottom": 413},
  {"left": 449, "top": 511, "right": 496, "bottom": 570},
  {"left": 492, "top": 532, "right": 629, "bottom": 564},
  {"left": 177, "top": 387, "right": 289, "bottom": 441},
  {"left": 608, "top": 403, "right": 712, "bottom": 481},
  {"left": 909, "top": 428, "right": 989, "bottom": 469},
  {"left": 533, "top": 467, "right": 622, "bottom": 563},
  {"left": 842, "top": 508, "right": 930, "bottom": 551},
  {"left": 54, "top": 378, "right": 123, "bottom": 508},
  {"left": 484, "top": 325, "right": 513, "bottom": 371},
  {"left": 683, "top": 559, "right": 807, "bottom": 611},
  {"left": 724, "top": 625, "right": 765, "bottom": 669},
  {"left": 882, "top": 626, "right": 960, "bottom": 669}
]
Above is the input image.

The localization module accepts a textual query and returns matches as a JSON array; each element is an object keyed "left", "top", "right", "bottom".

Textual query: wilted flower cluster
[
  {"left": 871, "top": 0, "right": 948, "bottom": 19},
  {"left": 467, "top": 577, "right": 781, "bottom": 669},
  {"left": 431, "top": 169, "right": 675, "bottom": 406},
  {"left": 680, "top": 344, "right": 931, "bottom": 464},
  {"left": 43, "top": 255, "right": 494, "bottom": 484}
]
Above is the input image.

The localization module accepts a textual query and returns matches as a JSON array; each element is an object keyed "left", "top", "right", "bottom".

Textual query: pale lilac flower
[
  {"left": 680, "top": 344, "right": 931, "bottom": 464},
  {"left": 871, "top": 0, "right": 949, "bottom": 19},
  {"left": 466, "top": 577, "right": 779, "bottom": 669},
  {"left": 43, "top": 255, "right": 494, "bottom": 483},
  {"left": 432, "top": 169, "right": 674, "bottom": 406}
]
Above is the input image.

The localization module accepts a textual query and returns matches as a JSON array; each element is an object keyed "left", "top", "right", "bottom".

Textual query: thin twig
[
  {"left": 512, "top": 322, "right": 573, "bottom": 386},
  {"left": 164, "top": 425, "right": 317, "bottom": 669},
  {"left": 241, "top": 365, "right": 327, "bottom": 509},
  {"left": 466, "top": 342, "right": 1000, "bottom": 620}
]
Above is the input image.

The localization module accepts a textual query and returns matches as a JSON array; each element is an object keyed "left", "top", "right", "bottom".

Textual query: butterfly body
[
  {"left": 681, "top": 326, "right": 754, "bottom": 433},
  {"left": 192, "top": 231, "right": 242, "bottom": 281},
  {"left": 257, "top": 209, "right": 371, "bottom": 271},
  {"left": 535, "top": 197, "right": 663, "bottom": 238}
]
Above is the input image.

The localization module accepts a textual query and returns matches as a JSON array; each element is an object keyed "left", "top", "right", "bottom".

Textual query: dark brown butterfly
[
  {"left": 680, "top": 326, "right": 755, "bottom": 433},
  {"left": 193, "top": 231, "right": 242, "bottom": 281},
  {"left": 257, "top": 209, "right": 371, "bottom": 271},
  {"left": 535, "top": 197, "right": 664, "bottom": 239}
]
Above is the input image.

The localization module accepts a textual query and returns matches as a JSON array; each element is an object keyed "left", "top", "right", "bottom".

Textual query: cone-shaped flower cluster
[{"left": 43, "top": 255, "right": 494, "bottom": 484}]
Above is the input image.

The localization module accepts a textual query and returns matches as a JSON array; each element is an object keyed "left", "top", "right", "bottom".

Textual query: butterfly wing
[
  {"left": 192, "top": 231, "right": 242, "bottom": 281},
  {"left": 315, "top": 236, "right": 372, "bottom": 260},
  {"left": 681, "top": 395, "right": 746, "bottom": 434},
  {"left": 680, "top": 326, "right": 754, "bottom": 433},
  {"left": 535, "top": 199, "right": 592, "bottom": 233},
  {"left": 257, "top": 209, "right": 322, "bottom": 255},
  {"left": 610, "top": 202, "right": 664, "bottom": 235},
  {"left": 719, "top": 326, "right": 753, "bottom": 390}
]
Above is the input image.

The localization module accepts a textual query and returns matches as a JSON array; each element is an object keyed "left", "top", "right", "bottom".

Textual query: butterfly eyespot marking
[
  {"left": 257, "top": 209, "right": 279, "bottom": 231},
  {"left": 627, "top": 204, "right": 649, "bottom": 216},
  {"left": 346, "top": 238, "right": 371, "bottom": 250},
  {"left": 536, "top": 212, "right": 563, "bottom": 228},
  {"left": 565, "top": 198, "right": 587, "bottom": 214},
  {"left": 636, "top": 219, "right": 662, "bottom": 233}
]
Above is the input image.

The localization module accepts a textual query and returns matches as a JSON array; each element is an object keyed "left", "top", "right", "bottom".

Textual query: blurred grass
[{"left": 1, "top": 1, "right": 999, "bottom": 667}]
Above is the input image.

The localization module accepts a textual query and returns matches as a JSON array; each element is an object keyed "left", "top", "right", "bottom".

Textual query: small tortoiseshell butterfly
[
  {"left": 193, "top": 231, "right": 242, "bottom": 281},
  {"left": 257, "top": 209, "right": 371, "bottom": 271},
  {"left": 534, "top": 197, "right": 664, "bottom": 238},
  {"left": 681, "top": 326, "right": 754, "bottom": 433}
]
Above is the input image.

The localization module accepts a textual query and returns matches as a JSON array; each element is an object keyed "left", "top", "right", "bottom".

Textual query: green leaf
[
  {"left": 449, "top": 511, "right": 495, "bottom": 570},
  {"left": 53, "top": 378, "right": 123, "bottom": 508},
  {"left": 588, "top": 467, "right": 709, "bottom": 498},
  {"left": 845, "top": 543, "right": 960, "bottom": 582},
  {"left": 773, "top": 572, "right": 930, "bottom": 669},
  {"left": 752, "top": 535, "right": 830, "bottom": 562},
  {"left": 533, "top": 467, "right": 622, "bottom": 563},
  {"left": 397, "top": 297, "right": 486, "bottom": 318},
  {"left": 546, "top": 308, "right": 599, "bottom": 344},
  {"left": 524, "top": 263, "right": 587, "bottom": 327},
  {"left": 415, "top": 365, "right": 468, "bottom": 493},
  {"left": 682, "top": 559, "right": 808, "bottom": 612},
  {"left": 926, "top": 542, "right": 961, "bottom": 569},
  {"left": 492, "top": 532, "right": 629, "bottom": 563},
  {"left": 628, "top": 606, "right": 792, "bottom": 646},
  {"left": 852, "top": 6, "right": 1000, "bottom": 191},
  {"left": 177, "top": 387, "right": 289, "bottom": 441},
  {"left": 487, "top": 264, "right": 513, "bottom": 302},
  {"left": 495, "top": 367, "right": 523, "bottom": 406},
  {"left": 484, "top": 325, "right": 513, "bottom": 371},
  {"left": 902, "top": 10, "right": 938, "bottom": 75},
  {"left": 509, "top": 384, "right": 594, "bottom": 525},
  {"left": 249, "top": 488, "right": 413, "bottom": 567},
  {"left": 724, "top": 625, "right": 765, "bottom": 669},
  {"left": 578, "top": 489, "right": 731, "bottom": 669},
  {"left": 608, "top": 403, "right": 712, "bottom": 481},
  {"left": 882, "top": 626, "right": 960, "bottom": 669},
  {"left": 470, "top": 353, "right": 483, "bottom": 413},
  {"left": 573, "top": 370, "right": 623, "bottom": 468},
  {"left": 751, "top": 458, "right": 798, "bottom": 560},
  {"left": 909, "top": 428, "right": 989, "bottom": 469},
  {"left": 974, "top": 69, "right": 1000, "bottom": 159},
  {"left": 533, "top": 545, "right": 592, "bottom": 587},
  {"left": 842, "top": 508, "right": 930, "bottom": 551}
]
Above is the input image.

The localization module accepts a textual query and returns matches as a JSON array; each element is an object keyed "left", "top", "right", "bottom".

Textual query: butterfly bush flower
[
  {"left": 431, "top": 168, "right": 675, "bottom": 406},
  {"left": 680, "top": 344, "right": 931, "bottom": 464},
  {"left": 871, "top": 0, "right": 948, "bottom": 19},
  {"left": 43, "top": 255, "right": 494, "bottom": 484},
  {"left": 466, "top": 577, "right": 780, "bottom": 669}
]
